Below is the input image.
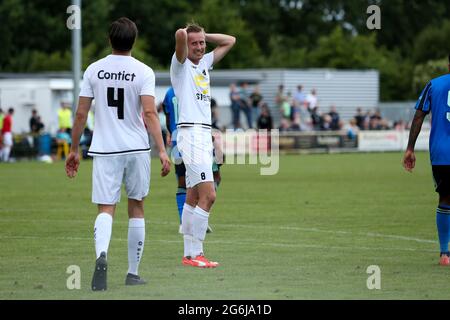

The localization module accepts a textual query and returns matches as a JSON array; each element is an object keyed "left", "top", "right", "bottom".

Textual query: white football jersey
[
  {"left": 80, "top": 54, "right": 155, "bottom": 156},
  {"left": 170, "top": 52, "right": 214, "bottom": 128}
]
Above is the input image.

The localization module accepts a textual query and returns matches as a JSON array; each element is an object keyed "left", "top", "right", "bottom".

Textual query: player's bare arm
[
  {"left": 403, "top": 109, "right": 427, "bottom": 172},
  {"left": 205, "top": 33, "right": 236, "bottom": 64},
  {"left": 141, "top": 95, "right": 171, "bottom": 176},
  {"left": 175, "top": 28, "right": 188, "bottom": 64},
  {"left": 65, "top": 96, "right": 92, "bottom": 178}
]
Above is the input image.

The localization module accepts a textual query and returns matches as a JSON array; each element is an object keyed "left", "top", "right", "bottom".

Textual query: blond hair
[{"left": 186, "top": 22, "right": 204, "bottom": 34}]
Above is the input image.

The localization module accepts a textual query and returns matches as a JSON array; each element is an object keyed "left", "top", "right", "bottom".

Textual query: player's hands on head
[
  {"left": 402, "top": 149, "right": 416, "bottom": 172},
  {"left": 65, "top": 151, "right": 80, "bottom": 178},
  {"left": 159, "top": 151, "right": 171, "bottom": 177}
]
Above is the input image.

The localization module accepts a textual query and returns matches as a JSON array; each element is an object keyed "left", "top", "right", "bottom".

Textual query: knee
[{"left": 201, "top": 190, "right": 216, "bottom": 206}]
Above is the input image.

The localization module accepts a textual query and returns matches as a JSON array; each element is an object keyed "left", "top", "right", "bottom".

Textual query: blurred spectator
[
  {"left": 286, "top": 91, "right": 294, "bottom": 121},
  {"left": 30, "top": 109, "right": 38, "bottom": 132},
  {"left": 275, "top": 84, "right": 285, "bottom": 111},
  {"left": 345, "top": 118, "right": 360, "bottom": 140},
  {"left": 310, "top": 106, "right": 322, "bottom": 130},
  {"left": 292, "top": 85, "right": 306, "bottom": 124},
  {"left": 275, "top": 84, "right": 290, "bottom": 120},
  {"left": 30, "top": 109, "right": 44, "bottom": 134},
  {"left": 80, "top": 109, "right": 94, "bottom": 159},
  {"left": 0, "top": 108, "right": 3, "bottom": 147},
  {"left": 279, "top": 90, "right": 291, "bottom": 121},
  {"left": 306, "top": 88, "right": 318, "bottom": 110},
  {"left": 369, "top": 109, "right": 383, "bottom": 130},
  {"left": 0, "top": 108, "right": 3, "bottom": 132},
  {"left": 289, "top": 113, "right": 302, "bottom": 131},
  {"left": 229, "top": 83, "right": 241, "bottom": 130},
  {"left": 211, "top": 97, "right": 219, "bottom": 130},
  {"left": 293, "top": 85, "right": 306, "bottom": 109},
  {"left": 239, "top": 82, "right": 252, "bottom": 129},
  {"left": 58, "top": 102, "right": 73, "bottom": 135},
  {"left": 1, "top": 108, "right": 14, "bottom": 162},
  {"left": 257, "top": 103, "right": 273, "bottom": 131},
  {"left": 29, "top": 109, "right": 45, "bottom": 156},
  {"left": 56, "top": 128, "right": 71, "bottom": 160},
  {"left": 352, "top": 109, "right": 393, "bottom": 131},
  {"left": 250, "top": 85, "right": 263, "bottom": 128},
  {"left": 278, "top": 118, "right": 291, "bottom": 132},
  {"left": 328, "top": 105, "right": 340, "bottom": 130},
  {"left": 321, "top": 114, "right": 332, "bottom": 131},
  {"left": 394, "top": 120, "right": 407, "bottom": 131},
  {"left": 354, "top": 107, "right": 366, "bottom": 130}
]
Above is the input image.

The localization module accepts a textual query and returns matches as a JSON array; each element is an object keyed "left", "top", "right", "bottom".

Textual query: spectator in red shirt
[{"left": 1, "top": 108, "right": 14, "bottom": 162}]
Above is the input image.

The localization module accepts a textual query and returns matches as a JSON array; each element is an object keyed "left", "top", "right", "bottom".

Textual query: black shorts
[
  {"left": 175, "top": 162, "right": 186, "bottom": 178},
  {"left": 432, "top": 165, "right": 450, "bottom": 196}
]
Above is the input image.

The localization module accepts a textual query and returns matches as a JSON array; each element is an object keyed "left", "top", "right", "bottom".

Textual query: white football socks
[
  {"left": 182, "top": 204, "right": 195, "bottom": 257},
  {"left": 127, "top": 218, "right": 145, "bottom": 276},
  {"left": 192, "top": 206, "right": 210, "bottom": 257},
  {"left": 94, "top": 212, "right": 113, "bottom": 258}
]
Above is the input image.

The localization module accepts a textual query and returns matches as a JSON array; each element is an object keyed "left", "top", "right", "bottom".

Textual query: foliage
[
  {"left": 0, "top": 0, "right": 449, "bottom": 100},
  {"left": 413, "top": 58, "right": 449, "bottom": 94}
]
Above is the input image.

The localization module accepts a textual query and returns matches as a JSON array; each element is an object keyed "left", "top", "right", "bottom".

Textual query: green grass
[{"left": 0, "top": 152, "right": 448, "bottom": 299}]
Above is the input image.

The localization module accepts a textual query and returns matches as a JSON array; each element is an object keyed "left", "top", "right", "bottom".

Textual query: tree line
[{"left": 0, "top": 0, "right": 449, "bottom": 100}]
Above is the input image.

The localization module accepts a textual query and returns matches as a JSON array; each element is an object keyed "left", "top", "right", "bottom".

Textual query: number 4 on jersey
[{"left": 107, "top": 87, "right": 124, "bottom": 119}]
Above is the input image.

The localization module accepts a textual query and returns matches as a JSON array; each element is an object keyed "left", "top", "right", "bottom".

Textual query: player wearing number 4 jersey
[
  {"left": 403, "top": 54, "right": 450, "bottom": 266},
  {"left": 170, "top": 23, "right": 235, "bottom": 268},
  {"left": 65, "top": 17, "right": 171, "bottom": 291}
]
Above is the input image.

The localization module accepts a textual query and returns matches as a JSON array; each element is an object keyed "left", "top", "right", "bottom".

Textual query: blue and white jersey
[
  {"left": 162, "top": 87, "right": 179, "bottom": 135},
  {"left": 162, "top": 86, "right": 183, "bottom": 165},
  {"left": 415, "top": 74, "right": 450, "bottom": 165}
]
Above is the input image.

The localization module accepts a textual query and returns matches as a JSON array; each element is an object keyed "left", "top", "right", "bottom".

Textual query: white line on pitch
[
  {"left": 0, "top": 235, "right": 435, "bottom": 253},
  {"left": 0, "top": 217, "right": 437, "bottom": 244}
]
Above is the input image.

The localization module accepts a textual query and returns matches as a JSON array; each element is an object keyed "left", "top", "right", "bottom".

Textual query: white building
[{"left": 0, "top": 69, "right": 379, "bottom": 134}]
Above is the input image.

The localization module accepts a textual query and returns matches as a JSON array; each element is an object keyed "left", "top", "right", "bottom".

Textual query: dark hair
[
  {"left": 109, "top": 17, "right": 138, "bottom": 51},
  {"left": 448, "top": 54, "right": 450, "bottom": 64}
]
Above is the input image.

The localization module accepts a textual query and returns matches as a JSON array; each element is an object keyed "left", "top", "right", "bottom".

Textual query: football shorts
[
  {"left": 176, "top": 127, "right": 213, "bottom": 188},
  {"left": 92, "top": 152, "right": 151, "bottom": 204},
  {"left": 432, "top": 165, "right": 450, "bottom": 197}
]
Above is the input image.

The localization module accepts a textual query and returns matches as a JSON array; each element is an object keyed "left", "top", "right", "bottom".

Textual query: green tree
[
  {"left": 193, "top": 0, "right": 261, "bottom": 68},
  {"left": 306, "top": 26, "right": 414, "bottom": 100},
  {"left": 0, "top": 0, "right": 70, "bottom": 71},
  {"left": 108, "top": 0, "right": 191, "bottom": 68},
  {"left": 413, "top": 21, "right": 450, "bottom": 64},
  {"left": 412, "top": 58, "right": 449, "bottom": 94}
]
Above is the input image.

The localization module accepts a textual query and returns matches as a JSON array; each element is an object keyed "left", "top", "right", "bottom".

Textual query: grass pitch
[{"left": 0, "top": 152, "right": 448, "bottom": 299}]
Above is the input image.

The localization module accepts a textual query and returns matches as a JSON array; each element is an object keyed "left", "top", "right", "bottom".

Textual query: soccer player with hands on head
[{"left": 170, "top": 23, "right": 235, "bottom": 268}]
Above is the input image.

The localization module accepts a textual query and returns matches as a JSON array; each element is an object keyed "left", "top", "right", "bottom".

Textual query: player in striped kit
[{"left": 403, "top": 55, "right": 450, "bottom": 266}]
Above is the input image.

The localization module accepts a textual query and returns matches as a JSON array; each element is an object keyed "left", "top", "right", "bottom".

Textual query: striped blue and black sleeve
[{"left": 415, "top": 81, "right": 432, "bottom": 113}]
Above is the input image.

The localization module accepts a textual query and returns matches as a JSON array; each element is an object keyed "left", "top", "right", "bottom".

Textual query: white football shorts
[
  {"left": 92, "top": 152, "right": 151, "bottom": 204},
  {"left": 2, "top": 132, "right": 13, "bottom": 147},
  {"left": 176, "top": 127, "right": 213, "bottom": 188}
]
